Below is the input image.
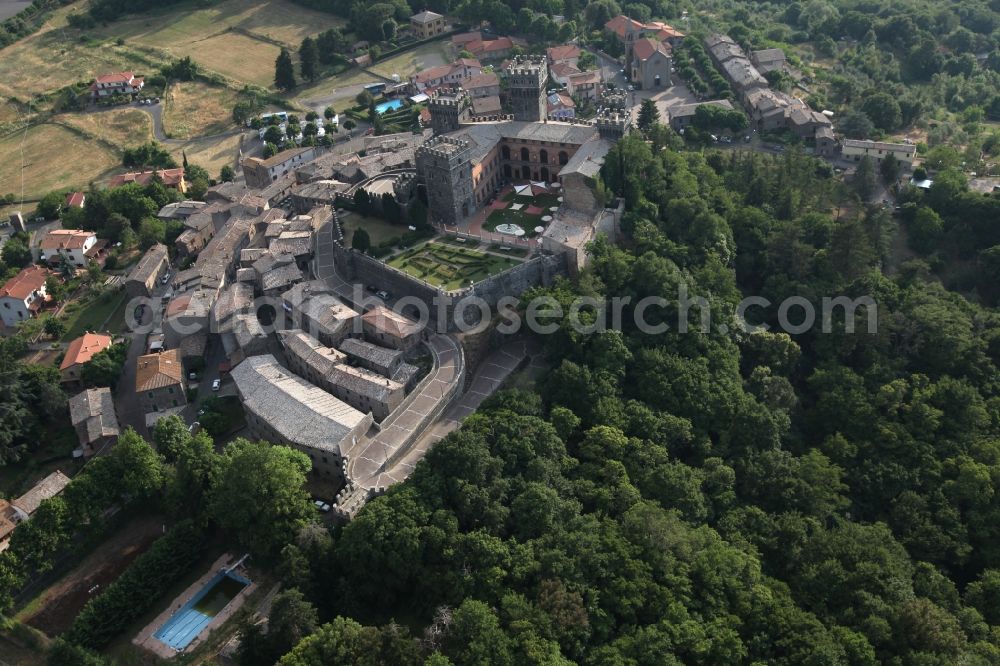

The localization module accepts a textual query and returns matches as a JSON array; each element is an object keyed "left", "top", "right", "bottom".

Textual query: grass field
[
  {"left": 186, "top": 32, "right": 282, "bottom": 87},
  {"left": 86, "top": 0, "right": 344, "bottom": 87},
  {"left": 169, "top": 133, "right": 242, "bottom": 180},
  {"left": 163, "top": 81, "right": 239, "bottom": 139},
  {"left": 367, "top": 41, "right": 452, "bottom": 79},
  {"left": 94, "top": 0, "right": 344, "bottom": 50},
  {"left": 295, "top": 68, "right": 382, "bottom": 111},
  {"left": 61, "top": 108, "right": 154, "bottom": 147},
  {"left": 0, "top": 124, "right": 118, "bottom": 201},
  {"left": 389, "top": 241, "right": 523, "bottom": 290},
  {"left": 61, "top": 288, "right": 128, "bottom": 340},
  {"left": 0, "top": 29, "right": 162, "bottom": 100}
]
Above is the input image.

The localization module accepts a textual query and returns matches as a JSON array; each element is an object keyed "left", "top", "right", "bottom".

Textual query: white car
[
  {"left": 314, "top": 500, "right": 331, "bottom": 512},
  {"left": 211, "top": 379, "right": 221, "bottom": 391}
]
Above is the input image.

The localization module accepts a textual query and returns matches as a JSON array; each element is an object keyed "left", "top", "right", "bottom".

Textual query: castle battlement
[{"left": 416, "top": 135, "right": 472, "bottom": 162}]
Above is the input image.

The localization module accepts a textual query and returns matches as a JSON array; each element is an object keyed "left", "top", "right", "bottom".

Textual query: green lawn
[
  {"left": 388, "top": 241, "right": 523, "bottom": 290},
  {"left": 60, "top": 289, "right": 128, "bottom": 341}
]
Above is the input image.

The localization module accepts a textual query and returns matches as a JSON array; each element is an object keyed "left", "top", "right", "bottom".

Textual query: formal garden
[{"left": 387, "top": 240, "right": 524, "bottom": 290}]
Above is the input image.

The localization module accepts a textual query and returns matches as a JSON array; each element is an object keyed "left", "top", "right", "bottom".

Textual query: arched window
[
  {"left": 540, "top": 149, "right": 548, "bottom": 164},
  {"left": 558, "top": 151, "right": 569, "bottom": 165},
  {"left": 540, "top": 167, "right": 550, "bottom": 182},
  {"left": 501, "top": 145, "right": 510, "bottom": 160},
  {"left": 521, "top": 165, "right": 531, "bottom": 179},
  {"left": 520, "top": 147, "right": 530, "bottom": 161}
]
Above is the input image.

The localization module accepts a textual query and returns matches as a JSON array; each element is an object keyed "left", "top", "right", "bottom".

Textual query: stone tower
[
  {"left": 596, "top": 90, "right": 632, "bottom": 140},
  {"left": 428, "top": 88, "right": 471, "bottom": 136},
  {"left": 415, "top": 136, "right": 474, "bottom": 225},
  {"left": 506, "top": 57, "right": 548, "bottom": 122}
]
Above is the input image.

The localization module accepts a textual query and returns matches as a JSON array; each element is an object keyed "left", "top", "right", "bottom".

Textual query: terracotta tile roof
[
  {"left": 94, "top": 71, "right": 136, "bottom": 84},
  {"left": 605, "top": 15, "right": 683, "bottom": 41},
  {"left": 551, "top": 62, "right": 583, "bottom": 79},
  {"left": 362, "top": 305, "right": 423, "bottom": 339},
  {"left": 60, "top": 333, "right": 113, "bottom": 371},
  {"left": 567, "top": 70, "right": 601, "bottom": 85},
  {"left": 547, "top": 44, "right": 581, "bottom": 63},
  {"left": 605, "top": 14, "right": 644, "bottom": 39},
  {"left": 65, "top": 192, "right": 85, "bottom": 208},
  {"left": 135, "top": 349, "right": 184, "bottom": 393},
  {"left": 0, "top": 265, "right": 48, "bottom": 301},
  {"left": 39, "top": 229, "right": 94, "bottom": 251},
  {"left": 468, "top": 37, "right": 513, "bottom": 56},
  {"left": 633, "top": 37, "right": 671, "bottom": 61},
  {"left": 646, "top": 21, "right": 684, "bottom": 39},
  {"left": 109, "top": 168, "right": 185, "bottom": 188},
  {"left": 461, "top": 72, "right": 498, "bottom": 90},
  {"left": 452, "top": 31, "right": 481, "bottom": 46}
]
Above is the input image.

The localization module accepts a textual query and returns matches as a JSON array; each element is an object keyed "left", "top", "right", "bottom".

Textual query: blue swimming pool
[
  {"left": 375, "top": 99, "right": 404, "bottom": 114},
  {"left": 153, "top": 571, "right": 250, "bottom": 651}
]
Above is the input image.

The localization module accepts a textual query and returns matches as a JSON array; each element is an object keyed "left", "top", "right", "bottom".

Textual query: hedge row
[{"left": 63, "top": 521, "right": 206, "bottom": 650}]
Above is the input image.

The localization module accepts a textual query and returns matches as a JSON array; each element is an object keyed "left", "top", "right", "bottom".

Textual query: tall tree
[
  {"left": 275, "top": 48, "right": 297, "bottom": 91},
  {"left": 299, "top": 37, "right": 319, "bottom": 82},
  {"left": 637, "top": 98, "right": 658, "bottom": 134},
  {"left": 208, "top": 439, "right": 313, "bottom": 560}
]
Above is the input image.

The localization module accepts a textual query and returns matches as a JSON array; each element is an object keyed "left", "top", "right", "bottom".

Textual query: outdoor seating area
[{"left": 484, "top": 183, "right": 562, "bottom": 238}]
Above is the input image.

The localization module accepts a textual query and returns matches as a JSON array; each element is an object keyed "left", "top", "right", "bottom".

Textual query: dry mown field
[
  {"left": 91, "top": 0, "right": 344, "bottom": 86},
  {"left": 60, "top": 108, "right": 154, "bottom": 147},
  {"left": 0, "top": 124, "right": 118, "bottom": 200},
  {"left": 170, "top": 133, "right": 242, "bottom": 179},
  {"left": 0, "top": 29, "right": 160, "bottom": 100},
  {"left": 163, "top": 81, "right": 239, "bottom": 139}
]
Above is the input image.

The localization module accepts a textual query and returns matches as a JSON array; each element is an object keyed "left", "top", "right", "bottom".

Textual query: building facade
[
  {"left": 0, "top": 265, "right": 48, "bottom": 328},
  {"left": 39, "top": 229, "right": 98, "bottom": 267},
  {"left": 126, "top": 243, "right": 169, "bottom": 299},
  {"left": 135, "top": 349, "right": 187, "bottom": 414},
  {"left": 243, "top": 148, "right": 317, "bottom": 189}
]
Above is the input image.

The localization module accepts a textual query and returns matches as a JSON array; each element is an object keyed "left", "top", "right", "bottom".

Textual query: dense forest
[{"left": 235, "top": 138, "right": 1000, "bottom": 664}]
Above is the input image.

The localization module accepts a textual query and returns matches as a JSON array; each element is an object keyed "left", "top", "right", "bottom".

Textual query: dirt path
[{"left": 21, "top": 514, "right": 165, "bottom": 637}]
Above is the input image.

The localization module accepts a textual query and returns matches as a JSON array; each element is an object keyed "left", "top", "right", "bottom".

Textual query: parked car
[
  {"left": 375, "top": 290, "right": 391, "bottom": 301},
  {"left": 160, "top": 272, "right": 171, "bottom": 284},
  {"left": 188, "top": 371, "right": 198, "bottom": 380},
  {"left": 366, "top": 285, "right": 379, "bottom": 293},
  {"left": 314, "top": 500, "right": 331, "bottom": 512},
  {"left": 211, "top": 379, "right": 221, "bottom": 391}
]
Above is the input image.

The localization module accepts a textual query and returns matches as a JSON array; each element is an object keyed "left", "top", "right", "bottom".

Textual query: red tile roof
[
  {"left": 40, "top": 229, "right": 95, "bottom": 251},
  {"left": 461, "top": 72, "right": 499, "bottom": 90},
  {"left": 94, "top": 71, "right": 136, "bottom": 84},
  {"left": 108, "top": 168, "right": 185, "bottom": 188},
  {"left": 60, "top": 332, "right": 113, "bottom": 371},
  {"left": 547, "top": 44, "right": 581, "bottom": 63},
  {"left": 550, "top": 62, "right": 583, "bottom": 79},
  {"left": 633, "top": 37, "right": 671, "bottom": 61},
  {"left": 605, "top": 15, "right": 644, "bottom": 39},
  {"left": 65, "top": 192, "right": 85, "bottom": 208},
  {"left": 452, "top": 31, "right": 482, "bottom": 46},
  {"left": 468, "top": 37, "right": 513, "bottom": 56},
  {"left": 605, "top": 15, "right": 684, "bottom": 41},
  {"left": 0, "top": 265, "right": 48, "bottom": 301}
]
